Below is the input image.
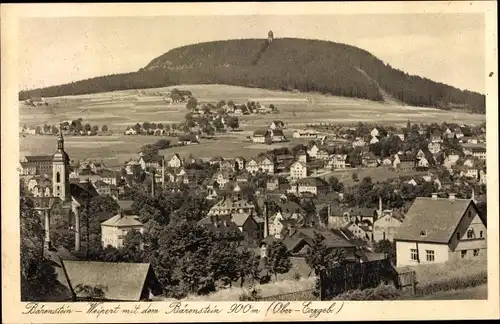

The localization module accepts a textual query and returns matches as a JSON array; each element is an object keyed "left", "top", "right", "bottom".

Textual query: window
[
  {"left": 420, "top": 230, "right": 427, "bottom": 237},
  {"left": 473, "top": 249, "right": 480, "bottom": 257},
  {"left": 426, "top": 250, "right": 435, "bottom": 262},
  {"left": 410, "top": 249, "right": 418, "bottom": 261},
  {"left": 467, "top": 229, "right": 474, "bottom": 239},
  {"left": 461, "top": 250, "right": 467, "bottom": 258},
  {"left": 480, "top": 231, "right": 484, "bottom": 238},
  {"left": 56, "top": 172, "right": 60, "bottom": 183},
  {"left": 456, "top": 232, "right": 461, "bottom": 240}
]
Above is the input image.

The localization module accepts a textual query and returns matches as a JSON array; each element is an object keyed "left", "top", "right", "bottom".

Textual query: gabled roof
[
  {"left": 297, "top": 177, "right": 328, "bottom": 187},
  {"left": 230, "top": 212, "right": 253, "bottom": 227},
  {"left": 117, "top": 200, "right": 134, "bottom": 212},
  {"left": 63, "top": 261, "right": 159, "bottom": 301},
  {"left": 101, "top": 214, "right": 143, "bottom": 227},
  {"left": 394, "top": 197, "right": 477, "bottom": 243},
  {"left": 272, "top": 129, "right": 285, "bottom": 137}
]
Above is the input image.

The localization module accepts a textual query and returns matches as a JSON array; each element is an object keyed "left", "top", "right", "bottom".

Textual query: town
[{"left": 19, "top": 89, "right": 487, "bottom": 302}]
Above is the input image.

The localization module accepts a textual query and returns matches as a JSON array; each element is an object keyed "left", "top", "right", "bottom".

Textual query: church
[{"left": 29, "top": 126, "right": 98, "bottom": 253}]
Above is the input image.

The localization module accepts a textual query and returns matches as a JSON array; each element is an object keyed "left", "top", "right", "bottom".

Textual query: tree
[
  {"left": 351, "top": 172, "right": 359, "bottom": 182},
  {"left": 374, "top": 239, "right": 396, "bottom": 263},
  {"left": 186, "top": 97, "right": 198, "bottom": 110},
  {"left": 226, "top": 116, "right": 239, "bottom": 130},
  {"left": 265, "top": 241, "right": 292, "bottom": 281},
  {"left": 210, "top": 241, "right": 240, "bottom": 287},
  {"left": 101, "top": 125, "right": 108, "bottom": 132},
  {"left": 20, "top": 188, "right": 58, "bottom": 301},
  {"left": 51, "top": 125, "right": 59, "bottom": 135},
  {"left": 35, "top": 125, "right": 42, "bottom": 135},
  {"left": 92, "top": 125, "right": 99, "bottom": 133},
  {"left": 213, "top": 118, "right": 224, "bottom": 131},
  {"left": 84, "top": 123, "right": 92, "bottom": 132}
]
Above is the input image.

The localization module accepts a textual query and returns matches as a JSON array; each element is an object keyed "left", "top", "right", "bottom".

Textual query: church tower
[
  {"left": 268, "top": 30, "right": 274, "bottom": 43},
  {"left": 52, "top": 125, "right": 70, "bottom": 201}
]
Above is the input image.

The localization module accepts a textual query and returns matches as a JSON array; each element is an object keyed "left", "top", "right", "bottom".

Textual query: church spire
[{"left": 57, "top": 123, "right": 64, "bottom": 151}]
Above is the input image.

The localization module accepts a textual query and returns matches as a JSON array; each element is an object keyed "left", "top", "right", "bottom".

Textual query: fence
[
  {"left": 257, "top": 289, "right": 316, "bottom": 301},
  {"left": 396, "top": 270, "right": 417, "bottom": 295}
]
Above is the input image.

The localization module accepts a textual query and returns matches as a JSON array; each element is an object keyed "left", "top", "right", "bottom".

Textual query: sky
[{"left": 18, "top": 14, "right": 485, "bottom": 93}]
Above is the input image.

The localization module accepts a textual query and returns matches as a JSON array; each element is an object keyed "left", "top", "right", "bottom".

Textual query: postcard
[{"left": 1, "top": 2, "right": 499, "bottom": 323}]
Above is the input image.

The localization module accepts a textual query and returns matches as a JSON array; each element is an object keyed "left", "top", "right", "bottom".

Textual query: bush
[
  {"left": 239, "top": 287, "right": 262, "bottom": 301},
  {"left": 334, "top": 284, "right": 402, "bottom": 301},
  {"left": 416, "top": 271, "right": 487, "bottom": 296}
]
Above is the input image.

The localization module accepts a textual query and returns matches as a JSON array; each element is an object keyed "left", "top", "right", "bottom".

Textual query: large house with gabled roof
[{"left": 394, "top": 194, "right": 486, "bottom": 266}]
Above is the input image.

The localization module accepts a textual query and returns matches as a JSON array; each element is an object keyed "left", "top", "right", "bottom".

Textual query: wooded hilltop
[{"left": 19, "top": 37, "right": 485, "bottom": 114}]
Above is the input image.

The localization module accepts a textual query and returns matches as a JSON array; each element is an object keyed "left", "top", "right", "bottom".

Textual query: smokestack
[
  {"left": 471, "top": 188, "right": 476, "bottom": 202},
  {"left": 431, "top": 193, "right": 438, "bottom": 200},
  {"left": 44, "top": 209, "right": 51, "bottom": 251},
  {"left": 263, "top": 201, "right": 269, "bottom": 238},
  {"left": 161, "top": 157, "right": 165, "bottom": 189},
  {"left": 74, "top": 207, "right": 81, "bottom": 252},
  {"left": 379, "top": 196, "right": 383, "bottom": 217}
]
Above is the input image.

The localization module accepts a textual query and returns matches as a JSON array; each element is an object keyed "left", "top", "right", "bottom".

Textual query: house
[
  {"left": 428, "top": 142, "right": 442, "bottom": 154},
  {"left": 479, "top": 169, "right": 487, "bottom": 185},
  {"left": 210, "top": 156, "right": 225, "bottom": 166},
  {"left": 234, "top": 156, "right": 246, "bottom": 171},
  {"left": 259, "top": 156, "right": 275, "bottom": 174},
  {"left": 330, "top": 154, "right": 348, "bottom": 169},
  {"left": 369, "top": 136, "right": 380, "bottom": 145},
  {"left": 394, "top": 194, "right": 486, "bottom": 267},
  {"left": 316, "top": 147, "right": 335, "bottom": 160},
  {"left": 178, "top": 134, "right": 199, "bottom": 145},
  {"left": 296, "top": 177, "right": 329, "bottom": 196},
  {"left": 98, "top": 169, "right": 119, "bottom": 186},
  {"left": 167, "top": 154, "right": 183, "bottom": 168},
  {"left": 416, "top": 157, "right": 430, "bottom": 170},
  {"left": 393, "top": 154, "right": 416, "bottom": 171},
  {"left": 93, "top": 180, "right": 113, "bottom": 196},
  {"left": 463, "top": 159, "right": 475, "bottom": 168},
  {"left": 270, "top": 120, "right": 285, "bottom": 130},
  {"left": 454, "top": 128, "right": 464, "bottom": 139},
  {"left": 289, "top": 161, "right": 308, "bottom": 180},
  {"left": 370, "top": 128, "right": 380, "bottom": 138},
  {"left": 471, "top": 147, "right": 486, "bottom": 160},
  {"left": 346, "top": 222, "right": 372, "bottom": 242},
  {"left": 430, "top": 130, "right": 443, "bottom": 143},
  {"left": 252, "top": 129, "right": 270, "bottom": 143},
  {"left": 62, "top": 261, "right": 162, "bottom": 301},
  {"left": 460, "top": 136, "right": 478, "bottom": 144},
  {"left": 212, "top": 170, "right": 233, "bottom": 187},
  {"left": 271, "top": 129, "right": 287, "bottom": 142},
  {"left": 465, "top": 167, "right": 479, "bottom": 179},
  {"left": 101, "top": 212, "right": 144, "bottom": 249},
  {"left": 125, "top": 128, "right": 137, "bottom": 135},
  {"left": 394, "top": 133, "right": 405, "bottom": 141},
  {"left": 138, "top": 154, "right": 163, "bottom": 170},
  {"left": 443, "top": 154, "right": 460, "bottom": 170},
  {"left": 20, "top": 155, "right": 53, "bottom": 176},
  {"left": 293, "top": 129, "right": 318, "bottom": 139},
  {"left": 207, "top": 196, "right": 256, "bottom": 216},
  {"left": 19, "top": 162, "right": 37, "bottom": 176},
  {"left": 362, "top": 152, "right": 379, "bottom": 168},
  {"left": 307, "top": 144, "right": 321, "bottom": 158},
  {"left": 198, "top": 214, "right": 244, "bottom": 241},
  {"left": 230, "top": 212, "right": 264, "bottom": 244},
  {"left": 373, "top": 210, "right": 404, "bottom": 242},
  {"left": 267, "top": 176, "right": 289, "bottom": 191},
  {"left": 236, "top": 172, "right": 250, "bottom": 183},
  {"left": 245, "top": 158, "right": 260, "bottom": 174},
  {"left": 352, "top": 138, "right": 366, "bottom": 147}
]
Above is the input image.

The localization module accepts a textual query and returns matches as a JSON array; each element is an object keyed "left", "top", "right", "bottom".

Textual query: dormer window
[
  {"left": 420, "top": 230, "right": 426, "bottom": 237},
  {"left": 467, "top": 229, "right": 474, "bottom": 239}
]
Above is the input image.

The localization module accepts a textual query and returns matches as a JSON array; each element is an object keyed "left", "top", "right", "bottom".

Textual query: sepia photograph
[{"left": 2, "top": 1, "right": 499, "bottom": 323}]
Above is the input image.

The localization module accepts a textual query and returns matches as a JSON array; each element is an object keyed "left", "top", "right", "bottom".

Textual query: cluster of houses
[{"left": 21, "top": 124, "right": 487, "bottom": 302}]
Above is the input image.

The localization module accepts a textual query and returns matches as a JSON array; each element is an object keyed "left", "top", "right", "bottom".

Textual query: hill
[{"left": 19, "top": 37, "right": 485, "bottom": 113}]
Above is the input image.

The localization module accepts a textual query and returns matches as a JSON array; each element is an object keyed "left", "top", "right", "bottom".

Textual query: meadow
[{"left": 19, "top": 84, "right": 486, "bottom": 167}]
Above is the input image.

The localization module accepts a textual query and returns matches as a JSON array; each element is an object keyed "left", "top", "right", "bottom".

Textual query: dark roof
[
  {"left": 117, "top": 200, "right": 134, "bottom": 212},
  {"left": 70, "top": 182, "right": 99, "bottom": 206},
  {"left": 198, "top": 215, "right": 244, "bottom": 237},
  {"left": 398, "top": 154, "right": 416, "bottom": 162},
  {"left": 253, "top": 129, "right": 269, "bottom": 136},
  {"left": 394, "top": 197, "right": 477, "bottom": 243},
  {"left": 178, "top": 134, "right": 199, "bottom": 142},
  {"left": 289, "top": 228, "right": 355, "bottom": 249},
  {"left": 297, "top": 177, "right": 329, "bottom": 187},
  {"left": 44, "top": 247, "right": 77, "bottom": 301},
  {"left": 63, "top": 261, "right": 160, "bottom": 301},
  {"left": 24, "top": 155, "right": 53, "bottom": 162},
  {"left": 272, "top": 129, "right": 285, "bottom": 136},
  {"left": 272, "top": 120, "right": 284, "bottom": 125}
]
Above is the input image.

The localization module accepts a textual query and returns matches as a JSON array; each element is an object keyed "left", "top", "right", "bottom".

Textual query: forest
[{"left": 19, "top": 38, "right": 485, "bottom": 113}]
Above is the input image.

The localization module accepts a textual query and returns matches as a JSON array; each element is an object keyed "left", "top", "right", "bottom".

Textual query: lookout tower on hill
[{"left": 268, "top": 30, "right": 274, "bottom": 43}]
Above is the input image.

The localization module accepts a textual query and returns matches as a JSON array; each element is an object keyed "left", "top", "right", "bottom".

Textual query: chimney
[
  {"left": 471, "top": 188, "right": 476, "bottom": 202},
  {"left": 378, "top": 196, "right": 383, "bottom": 217},
  {"left": 263, "top": 201, "right": 269, "bottom": 238},
  {"left": 431, "top": 193, "right": 438, "bottom": 199},
  {"left": 449, "top": 193, "right": 456, "bottom": 201}
]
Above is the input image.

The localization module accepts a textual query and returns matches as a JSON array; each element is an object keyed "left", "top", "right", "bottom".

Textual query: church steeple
[
  {"left": 57, "top": 124, "right": 64, "bottom": 151},
  {"left": 53, "top": 123, "right": 70, "bottom": 201}
]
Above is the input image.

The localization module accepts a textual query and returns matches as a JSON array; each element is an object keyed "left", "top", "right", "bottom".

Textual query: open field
[{"left": 19, "top": 84, "right": 485, "bottom": 167}]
